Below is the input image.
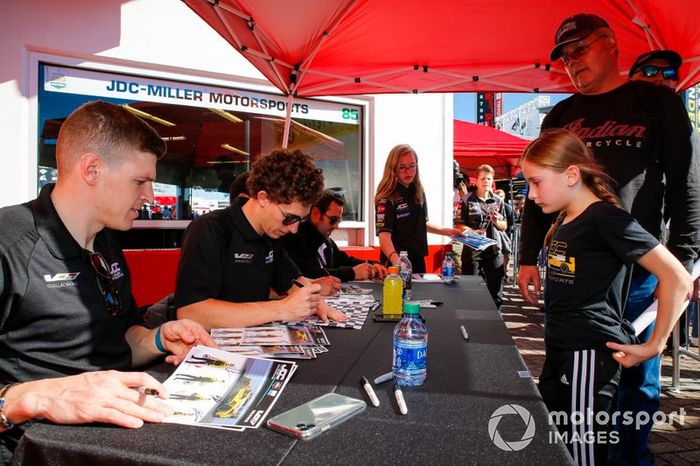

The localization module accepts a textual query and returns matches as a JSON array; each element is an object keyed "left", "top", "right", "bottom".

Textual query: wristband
[
  {"left": 388, "top": 251, "right": 398, "bottom": 260},
  {"left": 154, "top": 326, "right": 168, "bottom": 353}
]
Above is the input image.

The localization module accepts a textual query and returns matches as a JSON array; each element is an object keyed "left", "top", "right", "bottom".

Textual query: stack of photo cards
[
  {"left": 161, "top": 345, "right": 296, "bottom": 431},
  {"left": 450, "top": 231, "right": 498, "bottom": 251},
  {"left": 211, "top": 324, "right": 330, "bottom": 359},
  {"left": 293, "top": 293, "right": 379, "bottom": 330}
]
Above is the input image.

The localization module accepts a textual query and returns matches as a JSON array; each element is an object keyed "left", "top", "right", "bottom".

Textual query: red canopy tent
[
  {"left": 453, "top": 120, "right": 530, "bottom": 179},
  {"left": 184, "top": 0, "right": 700, "bottom": 98}
]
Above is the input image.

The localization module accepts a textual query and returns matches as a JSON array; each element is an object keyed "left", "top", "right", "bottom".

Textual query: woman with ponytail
[{"left": 520, "top": 129, "right": 691, "bottom": 465}]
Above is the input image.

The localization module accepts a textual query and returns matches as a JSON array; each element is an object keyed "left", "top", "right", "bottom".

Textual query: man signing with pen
[
  {"left": 174, "top": 150, "right": 347, "bottom": 331},
  {"left": 0, "top": 102, "right": 216, "bottom": 462},
  {"left": 283, "top": 190, "right": 387, "bottom": 283}
]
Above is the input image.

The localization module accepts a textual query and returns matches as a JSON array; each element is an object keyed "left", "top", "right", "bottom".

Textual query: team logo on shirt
[
  {"left": 109, "top": 262, "right": 125, "bottom": 280},
  {"left": 44, "top": 272, "right": 80, "bottom": 282},
  {"left": 234, "top": 253, "right": 254, "bottom": 263},
  {"left": 265, "top": 250, "right": 274, "bottom": 264},
  {"left": 396, "top": 200, "right": 410, "bottom": 219},
  {"left": 44, "top": 272, "right": 80, "bottom": 288},
  {"left": 547, "top": 240, "right": 575, "bottom": 284}
]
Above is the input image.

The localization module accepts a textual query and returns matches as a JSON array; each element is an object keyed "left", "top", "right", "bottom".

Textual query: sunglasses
[
  {"left": 324, "top": 213, "right": 341, "bottom": 226},
  {"left": 274, "top": 203, "right": 310, "bottom": 226},
  {"left": 639, "top": 65, "right": 678, "bottom": 80},
  {"left": 90, "top": 252, "right": 121, "bottom": 317},
  {"left": 560, "top": 35, "right": 607, "bottom": 66}
]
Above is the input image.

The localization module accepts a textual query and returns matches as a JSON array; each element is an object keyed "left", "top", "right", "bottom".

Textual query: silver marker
[
  {"left": 393, "top": 382, "right": 408, "bottom": 415},
  {"left": 460, "top": 325, "right": 469, "bottom": 341},
  {"left": 373, "top": 372, "right": 393, "bottom": 385},
  {"left": 360, "top": 377, "right": 380, "bottom": 407}
]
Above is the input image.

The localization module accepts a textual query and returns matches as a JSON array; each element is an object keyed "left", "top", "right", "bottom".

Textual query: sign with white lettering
[{"left": 43, "top": 65, "right": 360, "bottom": 125}]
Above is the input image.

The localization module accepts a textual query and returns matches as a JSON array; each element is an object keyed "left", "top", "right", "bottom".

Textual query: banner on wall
[
  {"left": 685, "top": 84, "right": 700, "bottom": 132},
  {"left": 43, "top": 65, "right": 361, "bottom": 125}
]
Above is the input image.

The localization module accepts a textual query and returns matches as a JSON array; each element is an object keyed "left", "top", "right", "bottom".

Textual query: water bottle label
[
  {"left": 442, "top": 264, "right": 454, "bottom": 277},
  {"left": 393, "top": 343, "right": 427, "bottom": 371}
]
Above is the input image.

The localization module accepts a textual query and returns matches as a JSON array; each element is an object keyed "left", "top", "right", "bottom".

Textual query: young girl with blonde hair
[
  {"left": 520, "top": 129, "right": 691, "bottom": 466},
  {"left": 375, "top": 144, "right": 459, "bottom": 273}
]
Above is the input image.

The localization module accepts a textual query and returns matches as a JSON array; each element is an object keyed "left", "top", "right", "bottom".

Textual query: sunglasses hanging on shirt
[{"left": 90, "top": 252, "right": 122, "bottom": 317}]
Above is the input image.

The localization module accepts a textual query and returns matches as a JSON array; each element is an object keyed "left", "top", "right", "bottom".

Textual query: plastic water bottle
[
  {"left": 382, "top": 266, "right": 403, "bottom": 315},
  {"left": 397, "top": 251, "right": 412, "bottom": 300},
  {"left": 393, "top": 302, "right": 428, "bottom": 386},
  {"left": 441, "top": 252, "right": 455, "bottom": 284}
]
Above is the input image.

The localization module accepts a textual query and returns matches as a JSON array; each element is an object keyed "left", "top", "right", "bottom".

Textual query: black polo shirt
[
  {"left": 282, "top": 220, "right": 364, "bottom": 282},
  {"left": 375, "top": 182, "right": 428, "bottom": 273},
  {"left": 0, "top": 184, "right": 140, "bottom": 384},
  {"left": 174, "top": 197, "right": 300, "bottom": 309}
]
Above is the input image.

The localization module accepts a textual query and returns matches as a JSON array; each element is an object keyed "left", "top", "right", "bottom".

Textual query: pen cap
[{"left": 402, "top": 302, "right": 420, "bottom": 315}]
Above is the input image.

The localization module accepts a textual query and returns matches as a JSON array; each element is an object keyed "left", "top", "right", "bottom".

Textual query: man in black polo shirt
[
  {"left": 0, "top": 102, "right": 215, "bottom": 462},
  {"left": 283, "top": 190, "right": 387, "bottom": 282},
  {"left": 175, "top": 150, "right": 347, "bottom": 330}
]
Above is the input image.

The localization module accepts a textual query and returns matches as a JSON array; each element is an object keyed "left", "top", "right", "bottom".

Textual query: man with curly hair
[{"left": 174, "top": 149, "right": 347, "bottom": 329}]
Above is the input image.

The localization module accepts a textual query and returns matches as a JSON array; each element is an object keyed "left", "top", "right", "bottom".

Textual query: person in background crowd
[
  {"left": 457, "top": 164, "right": 508, "bottom": 309},
  {"left": 175, "top": 149, "right": 347, "bottom": 330},
  {"left": 494, "top": 188, "right": 514, "bottom": 279},
  {"left": 228, "top": 171, "right": 250, "bottom": 200},
  {"left": 513, "top": 193, "right": 525, "bottom": 223},
  {"left": 519, "top": 14, "right": 699, "bottom": 465},
  {"left": 375, "top": 144, "right": 461, "bottom": 274},
  {"left": 521, "top": 128, "right": 691, "bottom": 466},
  {"left": 451, "top": 161, "right": 470, "bottom": 274},
  {"left": 0, "top": 101, "right": 216, "bottom": 462},
  {"left": 629, "top": 49, "right": 681, "bottom": 90},
  {"left": 629, "top": 49, "right": 700, "bottom": 348},
  {"left": 283, "top": 190, "right": 387, "bottom": 282}
]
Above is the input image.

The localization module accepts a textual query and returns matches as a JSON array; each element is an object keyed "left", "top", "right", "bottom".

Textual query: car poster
[{"left": 162, "top": 345, "right": 296, "bottom": 430}]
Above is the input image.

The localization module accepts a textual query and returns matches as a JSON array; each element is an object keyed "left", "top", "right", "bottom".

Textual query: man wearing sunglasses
[
  {"left": 175, "top": 150, "right": 347, "bottom": 331},
  {"left": 283, "top": 190, "right": 387, "bottom": 282},
  {"left": 518, "top": 13, "right": 699, "bottom": 466},
  {"left": 629, "top": 50, "right": 681, "bottom": 90},
  {"left": 0, "top": 102, "right": 216, "bottom": 460}
]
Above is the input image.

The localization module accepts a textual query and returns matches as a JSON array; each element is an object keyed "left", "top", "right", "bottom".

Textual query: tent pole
[{"left": 282, "top": 94, "right": 294, "bottom": 149}]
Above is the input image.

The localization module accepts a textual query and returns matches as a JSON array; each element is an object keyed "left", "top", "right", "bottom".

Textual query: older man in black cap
[
  {"left": 518, "top": 12, "right": 699, "bottom": 466},
  {"left": 629, "top": 49, "right": 682, "bottom": 90}
]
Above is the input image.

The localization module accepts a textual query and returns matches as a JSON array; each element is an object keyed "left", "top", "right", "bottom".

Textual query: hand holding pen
[{"left": 280, "top": 279, "right": 322, "bottom": 321}]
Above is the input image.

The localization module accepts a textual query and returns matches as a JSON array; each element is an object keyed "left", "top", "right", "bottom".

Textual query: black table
[{"left": 13, "top": 277, "right": 573, "bottom": 465}]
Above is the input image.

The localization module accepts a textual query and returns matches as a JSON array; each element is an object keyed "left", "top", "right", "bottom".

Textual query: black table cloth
[{"left": 12, "top": 277, "right": 573, "bottom": 465}]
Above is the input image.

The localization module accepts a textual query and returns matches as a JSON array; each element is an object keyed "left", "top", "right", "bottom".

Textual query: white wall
[
  {"left": 0, "top": 0, "right": 453, "bottom": 247},
  {"left": 372, "top": 93, "right": 454, "bottom": 246}
]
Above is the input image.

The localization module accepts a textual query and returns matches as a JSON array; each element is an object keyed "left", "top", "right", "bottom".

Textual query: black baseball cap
[
  {"left": 550, "top": 13, "right": 610, "bottom": 61},
  {"left": 628, "top": 50, "right": 682, "bottom": 77}
]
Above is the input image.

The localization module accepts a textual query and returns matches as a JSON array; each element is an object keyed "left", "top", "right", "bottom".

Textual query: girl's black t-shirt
[{"left": 545, "top": 201, "right": 658, "bottom": 351}]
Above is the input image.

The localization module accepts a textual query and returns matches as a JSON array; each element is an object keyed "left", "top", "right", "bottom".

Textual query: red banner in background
[{"left": 477, "top": 93, "right": 502, "bottom": 128}]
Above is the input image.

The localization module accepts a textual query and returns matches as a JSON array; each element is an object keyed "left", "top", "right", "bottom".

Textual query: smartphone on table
[{"left": 266, "top": 393, "right": 366, "bottom": 440}]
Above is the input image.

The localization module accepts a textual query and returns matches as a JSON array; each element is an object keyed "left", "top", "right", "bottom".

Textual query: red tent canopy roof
[
  {"left": 453, "top": 120, "right": 530, "bottom": 179},
  {"left": 184, "top": 0, "right": 700, "bottom": 97}
]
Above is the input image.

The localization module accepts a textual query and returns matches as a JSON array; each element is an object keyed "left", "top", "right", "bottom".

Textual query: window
[{"left": 38, "top": 64, "right": 364, "bottom": 228}]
